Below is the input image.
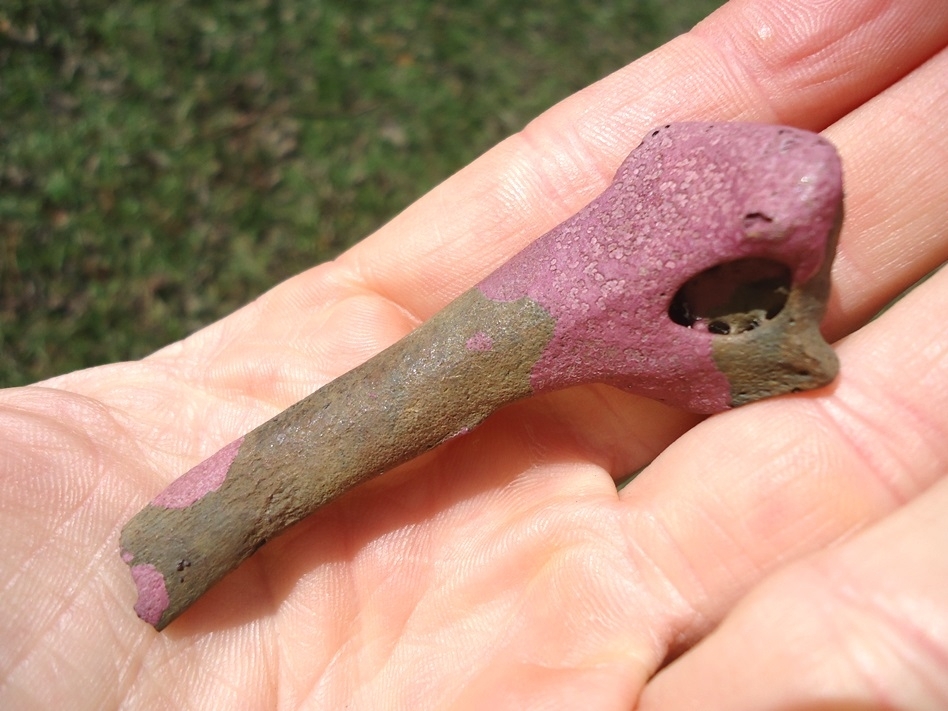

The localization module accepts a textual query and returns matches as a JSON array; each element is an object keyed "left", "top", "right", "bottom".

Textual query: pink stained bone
[
  {"left": 151, "top": 436, "right": 245, "bottom": 509},
  {"left": 478, "top": 123, "right": 842, "bottom": 412},
  {"left": 465, "top": 331, "right": 494, "bottom": 352},
  {"left": 130, "top": 563, "right": 170, "bottom": 626}
]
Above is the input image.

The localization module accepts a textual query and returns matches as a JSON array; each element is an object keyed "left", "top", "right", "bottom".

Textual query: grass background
[{"left": 1, "top": 0, "right": 725, "bottom": 387}]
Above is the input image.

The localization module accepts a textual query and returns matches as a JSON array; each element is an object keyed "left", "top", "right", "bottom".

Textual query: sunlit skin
[{"left": 2, "top": 0, "right": 947, "bottom": 708}]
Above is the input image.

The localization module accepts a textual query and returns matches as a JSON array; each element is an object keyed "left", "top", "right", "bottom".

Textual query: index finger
[{"left": 337, "top": 0, "right": 947, "bottom": 321}]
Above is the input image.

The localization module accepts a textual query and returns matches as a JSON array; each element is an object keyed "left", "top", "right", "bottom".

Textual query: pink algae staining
[
  {"left": 130, "top": 564, "right": 169, "bottom": 626},
  {"left": 465, "top": 332, "right": 494, "bottom": 352},
  {"left": 151, "top": 436, "right": 244, "bottom": 509}
]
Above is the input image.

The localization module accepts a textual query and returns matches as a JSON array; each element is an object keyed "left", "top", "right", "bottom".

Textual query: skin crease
[{"left": 0, "top": 1, "right": 946, "bottom": 710}]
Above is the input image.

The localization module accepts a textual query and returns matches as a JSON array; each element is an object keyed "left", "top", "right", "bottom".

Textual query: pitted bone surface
[{"left": 478, "top": 122, "right": 842, "bottom": 411}]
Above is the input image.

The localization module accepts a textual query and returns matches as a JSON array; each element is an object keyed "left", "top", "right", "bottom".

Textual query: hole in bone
[
  {"left": 742, "top": 212, "right": 774, "bottom": 229},
  {"left": 669, "top": 258, "right": 792, "bottom": 335}
]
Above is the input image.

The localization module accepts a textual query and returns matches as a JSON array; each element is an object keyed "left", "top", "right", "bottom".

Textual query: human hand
[{"left": 2, "top": 0, "right": 946, "bottom": 708}]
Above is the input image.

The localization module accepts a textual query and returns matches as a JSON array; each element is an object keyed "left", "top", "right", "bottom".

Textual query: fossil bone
[{"left": 120, "top": 122, "right": 843, "bottom": 629}]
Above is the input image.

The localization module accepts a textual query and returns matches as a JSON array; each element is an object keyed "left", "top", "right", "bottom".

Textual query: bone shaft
[{"left": 120, "top": 288, "right": 555, "bottom": 628}]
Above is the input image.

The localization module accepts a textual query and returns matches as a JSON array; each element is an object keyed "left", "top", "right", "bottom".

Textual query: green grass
[{"left": 0, "top": 0, "right": 724, "bottom": 386}]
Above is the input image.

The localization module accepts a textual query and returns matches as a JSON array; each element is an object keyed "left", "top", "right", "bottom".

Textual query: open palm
[{"left": 3, "top": 1, "right": 947, "bottom": 708}]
